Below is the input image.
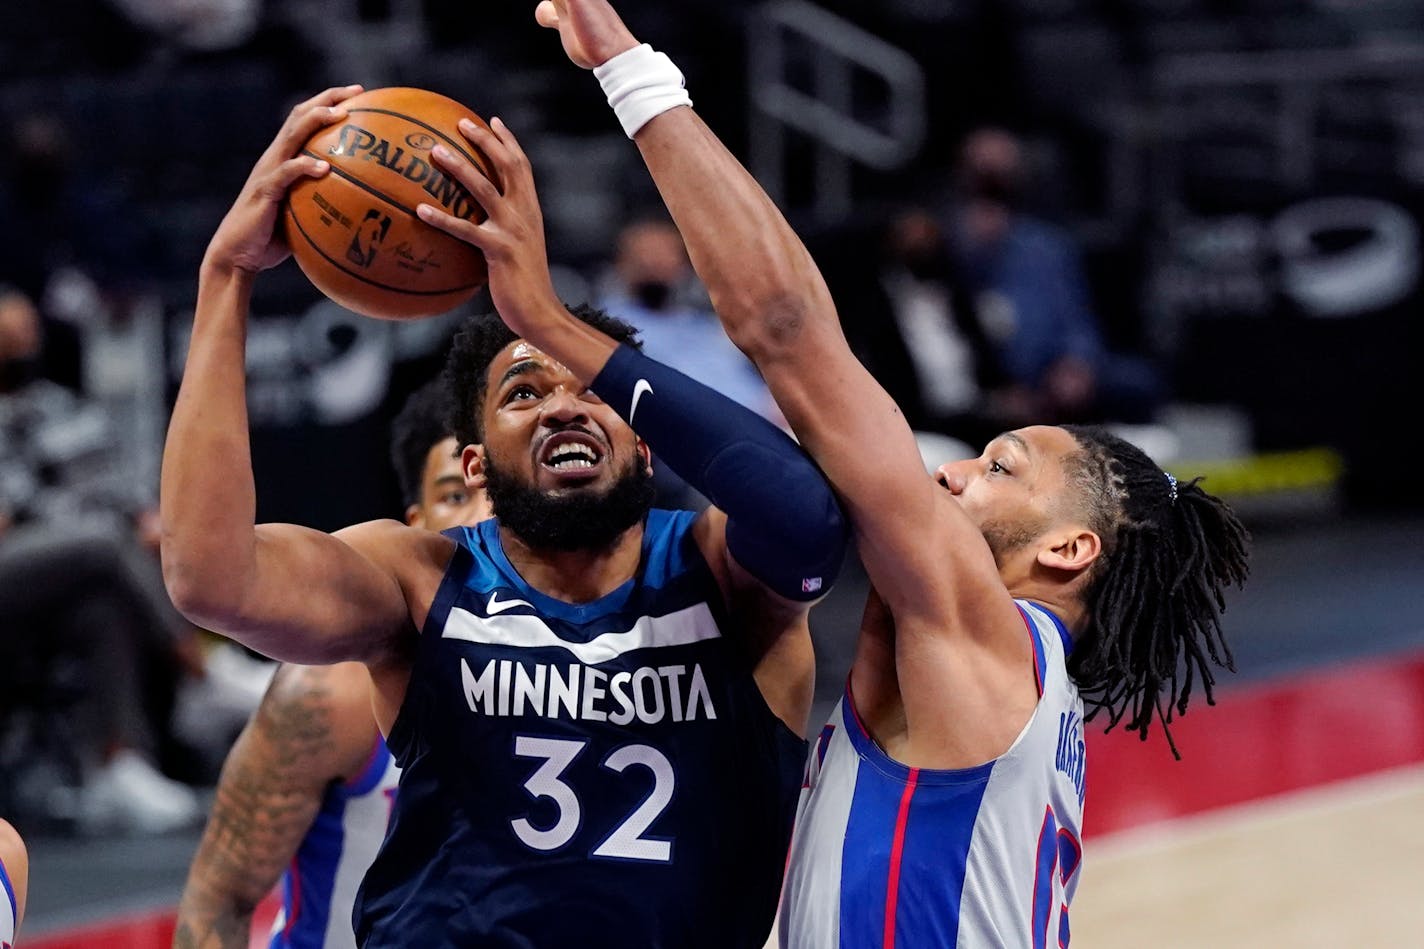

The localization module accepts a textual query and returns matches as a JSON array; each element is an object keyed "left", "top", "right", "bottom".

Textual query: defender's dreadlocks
[
  {"left": 390, "top": 378, "right": 456, "bottom": 510},
  {"left": 1061, "top": 425, "right": 1250, "bottom": 757},
  {"left": 443, "top": 304, "right": 642, "bottom": 449}
]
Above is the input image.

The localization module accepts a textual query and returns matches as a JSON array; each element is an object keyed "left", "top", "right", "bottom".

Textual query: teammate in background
[
  {"left": 493, "top": 3, "right": 1249, "bottom": 946},
  {"left": 0, "top": 818, "right": 26, "bottom": 947},
  {"left": 173, "top": 379, "right": 489, "bottom": 949},
  {"left": 160, "top": 84, "right": 847, "bottom": 948}
]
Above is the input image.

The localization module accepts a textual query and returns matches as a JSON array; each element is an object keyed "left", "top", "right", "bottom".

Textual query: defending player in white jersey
[
  {"left": 173, "top": 380, "right": 488, "bottom": 949},
  {"left": 0, "top": 818, "right": 26, "bottom": 948},
  {"left": 516, "top": 2, "right": 1252, "bottom": 945}
]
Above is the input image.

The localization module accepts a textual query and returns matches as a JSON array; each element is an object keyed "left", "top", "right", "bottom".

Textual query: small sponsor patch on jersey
[{"left": 801, "top": 576, "right": 823, "bottom": 594}]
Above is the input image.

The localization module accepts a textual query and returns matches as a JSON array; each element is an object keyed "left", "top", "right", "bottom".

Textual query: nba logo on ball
[
  {"left": 346, "top": 210, "right": 392, "bottom": 269},
  {"left": 284, "top": 87, "right": 497, "bottom": 321}
]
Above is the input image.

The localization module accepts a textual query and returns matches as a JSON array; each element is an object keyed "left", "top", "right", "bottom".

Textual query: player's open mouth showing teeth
[
  {"left": 546, "top": 443, "right": 598, "bottom": 469},
  {"left": 538, "top": 433, "right": 605, "bottom": 476}
]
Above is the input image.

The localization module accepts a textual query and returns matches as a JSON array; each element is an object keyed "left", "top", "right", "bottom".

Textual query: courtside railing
[{"left": 748, "top": 0, "right": 926, "bottom": 220}]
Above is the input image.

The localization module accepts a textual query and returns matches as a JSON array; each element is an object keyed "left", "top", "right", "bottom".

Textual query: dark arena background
[{"left": 2, "top": 1, "right": 1423, "bottom": 945}]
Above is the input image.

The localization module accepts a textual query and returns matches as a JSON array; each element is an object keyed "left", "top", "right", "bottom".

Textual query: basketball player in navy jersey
[
  {"left": 173, "top": 379, "right": 486, "bottom": 949},
  {"left": 160, "top": 85, "right": 847, "bottom": 948},
  {"left": 0, "top": 818, "right": 25, "bottom": 947},
  {"left": 432, "top": 2, "right": 1246, "bottom": 945}
]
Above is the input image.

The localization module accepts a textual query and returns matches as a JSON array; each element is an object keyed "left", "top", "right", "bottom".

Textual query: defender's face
[
  {"left": 479, "top": 340, "right": 650, "bottom": 494},
  {"left": 935, "top": 425, "right": 1081, "bottom": 561},
  {"left": 414, "top": 435, "right": 490, "bottom": 532}
]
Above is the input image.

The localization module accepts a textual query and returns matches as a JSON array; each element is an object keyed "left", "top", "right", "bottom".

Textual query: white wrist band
[{"left": 594, "top": 43, "right": 693, "bottom": 139}]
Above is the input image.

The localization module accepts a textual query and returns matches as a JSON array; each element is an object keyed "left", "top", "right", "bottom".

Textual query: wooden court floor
[{"left": 1073, "top": 764, "right": 1424, "bottom": 948}]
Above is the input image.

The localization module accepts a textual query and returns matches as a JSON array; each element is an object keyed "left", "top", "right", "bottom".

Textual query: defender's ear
[
  {"left": 404, "top": 502, "right": 424, "bottom": 529},
  {"left": 462, "top": 444, "right": 488, "bottom": 493},
  {"left": 1037, "top": 528, "right": 1102, "bottom": 575}
]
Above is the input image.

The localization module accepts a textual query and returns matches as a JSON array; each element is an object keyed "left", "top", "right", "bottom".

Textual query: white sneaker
[{"left": 78, "top": 750, "right": 202, "bottom": 835}]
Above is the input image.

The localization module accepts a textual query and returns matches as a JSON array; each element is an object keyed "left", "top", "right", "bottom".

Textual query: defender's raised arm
[{"left": 535, "top": 0, "right": 999, "bottom": 631}]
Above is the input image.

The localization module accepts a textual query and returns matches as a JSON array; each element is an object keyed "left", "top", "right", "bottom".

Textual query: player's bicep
[{"left": 217, "top": 520, "right": 414, "bottom": 664}]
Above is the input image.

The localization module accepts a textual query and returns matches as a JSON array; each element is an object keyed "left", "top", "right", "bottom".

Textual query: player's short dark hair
[
  {"left": 390, "top": 378, "right": 455, "bottom": 510},
  {"left": 1062, "top": 425, "right": 1251, "bottom": 757},
  {"left": 443, "top": 304, "right": 642, "bottom": 449}
]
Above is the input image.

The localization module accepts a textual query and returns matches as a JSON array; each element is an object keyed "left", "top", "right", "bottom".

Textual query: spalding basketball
[{"left": 284, "top": 87, "right": 495, "bottom": 320}]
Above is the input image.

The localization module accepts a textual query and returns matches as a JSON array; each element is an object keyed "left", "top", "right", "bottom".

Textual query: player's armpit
[
  {"left": 175, "top": 664, "right": 375, "bottom": 948},
  {"left": 692, "top": 509, "right": 815, "bottom": 737}
]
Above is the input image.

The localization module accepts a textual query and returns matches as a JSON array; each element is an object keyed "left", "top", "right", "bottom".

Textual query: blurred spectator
[
  {"left": 596, "top": 216, "right": 778, "bottom": 419},
  {"left": 0, "top": 114, "right": 111, "bottom": 390},
  {"left": 0, "top": 288, "right": 149, "bottom": 537},
  {"left": 0, "top": 288, "right": 268, "bottom": 834},
  {"left": 946, "top": 127, "right": 1165, "bottom": 425},
  {"left": 829, "top": 207, "right": 1007, "bottom": 452},
  {"left": 595, "top": 216, "right": 782, "bottom": 507}
]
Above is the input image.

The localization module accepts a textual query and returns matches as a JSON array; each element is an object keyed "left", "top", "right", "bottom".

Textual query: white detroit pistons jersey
[
  {"left": 1, "top": 850, "right": 16, "bottom": 948},
  {"left": 780, "top": 599, "right": 1086, "bottom": 948},
  {"left": 269, "top": 736, "right": 400, "bottom": 949}
]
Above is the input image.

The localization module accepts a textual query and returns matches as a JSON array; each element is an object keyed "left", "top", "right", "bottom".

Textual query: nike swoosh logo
[
  {"left": 486, "top": 591, "right": 534, "bottom": 616},
  {"left": 629, "top": 378, "right": 653, "bottom": 425}
]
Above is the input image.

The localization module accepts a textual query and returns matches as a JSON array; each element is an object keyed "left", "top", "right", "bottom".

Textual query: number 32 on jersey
[{"left": 511, "top": 735, "right": 676, "bottom": 862}]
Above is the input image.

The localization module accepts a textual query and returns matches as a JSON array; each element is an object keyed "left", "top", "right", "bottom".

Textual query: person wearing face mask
[
  {"left": 595, "top": 216, "right": 778, "bottom": 421},
  {"left": 594, "top": 216, "right": 784, "bottom": 508},
  {"left": 945, "top": 127, "right": 1166, "bottom": 427}
]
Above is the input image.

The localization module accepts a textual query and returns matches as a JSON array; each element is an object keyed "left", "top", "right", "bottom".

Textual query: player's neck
[
  {"left": 498, "top": 522, "right": 646, "bottom": 604},
  {"left": 1004, "top": 555, "right": 1089, "bottom": 639},
  {"left": 1010, "top": 583, "right": 1086, "bottom": 640}
]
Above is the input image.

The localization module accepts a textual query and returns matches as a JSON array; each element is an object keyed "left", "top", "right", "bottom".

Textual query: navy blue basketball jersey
[{"left": 354, "top": 510, "right": 807, "bottom": 949}]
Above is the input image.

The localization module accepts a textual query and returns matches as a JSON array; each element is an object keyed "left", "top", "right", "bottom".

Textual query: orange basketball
[{"left": 284, "top": 87, "right": 495, "bottom": 320}]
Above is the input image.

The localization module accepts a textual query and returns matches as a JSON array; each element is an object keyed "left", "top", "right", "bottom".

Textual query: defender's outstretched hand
[
  {"left": 417, "top": 117, "right": 564, "bottom": 341},
  {"left": 205, "top": 85, "right": 363, "bottom": 276},
  {"left": 535, "top": 0, "right": 638, "bottom": 70}
]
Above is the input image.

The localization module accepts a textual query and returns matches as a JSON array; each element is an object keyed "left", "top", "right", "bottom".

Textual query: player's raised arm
[
  {"left": 160, "top": 86, "right": 424, "bottom": 665},
  {"left": 536, "top": 0, "right": 1008, "bottom": 628}
]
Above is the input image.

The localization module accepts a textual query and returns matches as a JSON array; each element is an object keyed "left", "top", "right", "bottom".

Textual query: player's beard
[
  {"left": 483, "top": 448, "right": 656, "bottom": 552},
  {"left": 980, "top": 516, "right": 1046, "bottom": 569}
]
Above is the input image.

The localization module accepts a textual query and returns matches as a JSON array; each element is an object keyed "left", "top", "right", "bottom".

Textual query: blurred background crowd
[{"left": 1, "top": 0, "right": 1422, "bottom": 940}]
